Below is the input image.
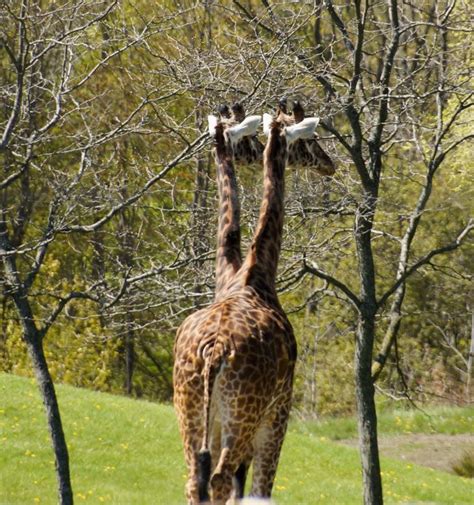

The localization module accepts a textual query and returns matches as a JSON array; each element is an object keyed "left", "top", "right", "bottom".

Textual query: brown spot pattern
[{"left": 173, "top": 107, "right": 315, "bottom": 504}]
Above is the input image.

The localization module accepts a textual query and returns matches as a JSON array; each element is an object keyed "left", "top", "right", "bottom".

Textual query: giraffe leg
[
  {"left": 174, "top": 390, "right": 206, "bottom": 504},
  {"left": 233, "top": 460, "right": 250, "bottom": 499},
  {"left": 210, "top": 447, "right": 233, "bottom": 505},
  {"left": 183, "top": 446, "right": 202, "bottom": 505},
  {"left": 181, "top": 442, "right": 214, "bottom": 504},
  {"left": 250, "top": 401, "right": 291, "bottom": 498},
  {"left": 210, "top": 432, "right": 254, "bottom": 504}
]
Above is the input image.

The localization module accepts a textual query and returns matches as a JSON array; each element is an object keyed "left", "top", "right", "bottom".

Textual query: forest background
[
  {"left": 1, "top": 0, "right": 472, "bottom": 415},
  {"left": 0, "top": 2, "right": 473, "bottom": 500}
]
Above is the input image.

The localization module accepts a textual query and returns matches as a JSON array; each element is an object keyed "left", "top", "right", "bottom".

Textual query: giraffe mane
[
  {"left": 265, "top": 119, "right": 285, "bottom": 157},
  {"left": 214, "top": 122, "right": 228, "bottom": 158}
]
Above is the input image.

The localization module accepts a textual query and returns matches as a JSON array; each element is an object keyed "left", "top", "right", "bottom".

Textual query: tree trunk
[
  {"left": 356, "top": 312, "right": 383, "bottom": 505},
  {"left": 354, "top": 197, "right": 383, "bottom": 505},
  {"left": 1, "top": 219, "right": 74, "bottom": 504},
  {"left": 117, "top": 173, "right": 136, "bottom": 396},
  {"left": 25, "top": 332, "right": 74, "bottom": 505},
  {"left": 124, "top": 316, "right": 135, "bottom": 396},
  {"left": 8, "top": 284, "right": 73, "bottom": 503},
  {"left": 467, "top": 309, "right": 474, "bottom": 402}
]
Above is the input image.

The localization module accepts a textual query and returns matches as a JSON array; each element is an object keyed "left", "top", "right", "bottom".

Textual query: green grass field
[{"left": 0, "top": 373, "right": 472, "bottom": 504}]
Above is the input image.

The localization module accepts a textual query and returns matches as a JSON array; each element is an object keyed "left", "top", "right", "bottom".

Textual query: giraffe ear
[
  {"left": 284, "top": 117, "right": 320, "bottom": 144},
  {"left": 262, "top": 113, "right": 273, "bottom": 137},
  {"left": 208, "top": 115, "right": 218, "bottom": 137},
  {"left": 226, "top": 115, "right": 262, "bottom": 143}
]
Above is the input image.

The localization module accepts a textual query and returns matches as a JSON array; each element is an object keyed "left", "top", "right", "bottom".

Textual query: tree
[
  {"left": 2, "top": 1, "right": 472, "bottom": 504},
  {"left": 299, "top": 2, "right": 472, "bottom": 503},
  {"left": 224, "top": 1, "right": 472, "bottom": 503},
  {"left": 0, "top": 1, "right": 208, "bottom": 502}
]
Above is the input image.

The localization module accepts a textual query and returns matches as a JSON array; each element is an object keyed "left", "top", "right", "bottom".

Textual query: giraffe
[
  {"left": 214, "top": 102, "right": 265, "bottom": 165},
  {"left": 272, "top": 97, "right": 336, "bottom": 176},
  {"left": 173, "top": 105, "right": 321, "bottom": 504},
  {"left": 212, "top": 119, "right": 242, "bottom": 301},
  {"left": 172, "top": 103, "right": 264, "bottom": 504},
  {"left": 210, "top": 102, "right": 263, "bottom": 300}
]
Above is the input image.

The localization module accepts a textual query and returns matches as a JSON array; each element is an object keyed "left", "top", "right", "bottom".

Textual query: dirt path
[{"left": 341, "top": 434, "right": 474, "bottom": 474}]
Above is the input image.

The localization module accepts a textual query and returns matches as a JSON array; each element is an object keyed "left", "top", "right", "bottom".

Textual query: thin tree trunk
[
  {"left": 13, "top": 290, "right": 73, "bottom": 504},
  {"left": 0, "top": 230, "right": 73, "bottom": 504},
  {"left": 117, "top": 157, "right": 136, "bottom": 396},
  {"left": 371, "top": 285, "right": 405, "bottom": 382},
  {"left": 356, "top": 312, "right": 383, "bottom": 505},
  {"left": 467, "top": 309, "right": 474, "bottom": 402},
  {"left": 124, "top": 315, "right": 135, "bottom": 396},
  {"left": 310, "top": 329, "right": 318, "bottom": 416},
  {"left": 190, "top": 111, "right": 210, "bottom": 308},
  {"left": 355, "top": 199, "right": 383, "bottom": 505},
  {"left": 25, "top": 332, "right": 74, "bottom": 505}
]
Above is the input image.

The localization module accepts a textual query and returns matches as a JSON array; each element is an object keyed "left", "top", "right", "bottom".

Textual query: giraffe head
[
  {"left": 292, "top": 100, "right": 305, "bottom": 123},
  {"left": 265, "top": 99, "right": 336, "bottom": 176},
  {"left": 209, "top": 102, "right": 264, "bottom": 165}
]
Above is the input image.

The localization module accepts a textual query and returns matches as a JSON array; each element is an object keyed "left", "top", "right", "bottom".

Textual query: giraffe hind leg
[
  {"left": 184, "top": 452, "right": 201, "bottom": 505},
  {"left": 250, "top": 402, "right": 291, "bottom": 498},
  {"left": 211, "top": 444, "right": 252, "bottom": 504},
  {"left": 210, "top": 447, "right": 233, "bottom": 505},
  {"left": 234, "top": 462, "right": 248, "bottom": 499}
]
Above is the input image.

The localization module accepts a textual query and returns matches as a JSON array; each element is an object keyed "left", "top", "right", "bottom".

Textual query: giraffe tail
[{"left": 198, "top": 340, "right": 224, "bottom": 502}]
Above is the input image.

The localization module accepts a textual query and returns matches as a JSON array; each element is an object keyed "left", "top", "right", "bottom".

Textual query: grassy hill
[{"left": 0, "top": 373, "right": 472, "bottom": 504}]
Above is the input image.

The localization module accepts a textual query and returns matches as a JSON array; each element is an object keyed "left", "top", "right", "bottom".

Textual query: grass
[
  {"left": 0, "top": 373, "right": 473, "bottom": 504},
  {"left": 452, "top": 450, "right": 474, "bottom": 478},
  {"left": 293, "top": 403, "right": 474, "bottom": 441}
]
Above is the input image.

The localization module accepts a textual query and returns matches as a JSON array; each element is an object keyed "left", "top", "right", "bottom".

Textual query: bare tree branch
[
  {"left": 304, "top": 260, "right": 361, "bottom": 308},
  {"left": 378, "top": 221, "right": 474, "bottom": 308}
]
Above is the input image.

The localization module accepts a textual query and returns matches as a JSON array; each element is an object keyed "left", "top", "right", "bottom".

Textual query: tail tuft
[
  {"left": 234, "top": 462, "right": 247, "bottom": 499},
  {"left": 198, "top": 449, "right": 211, "bottom": 503}
]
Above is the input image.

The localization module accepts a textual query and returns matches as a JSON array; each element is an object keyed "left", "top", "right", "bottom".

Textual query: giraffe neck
[
  {"left": 242, "top": 125, "right": 287, "bottom": 296},
  {"left": 214, "top": 124, "right": 242, "bottom": 300}
]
